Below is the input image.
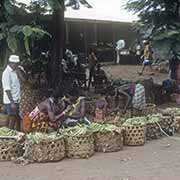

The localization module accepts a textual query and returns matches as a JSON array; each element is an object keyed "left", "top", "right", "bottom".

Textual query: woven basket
[
  {"left": 143, "top": 103, "right": 156, "bottom": 115},
  {"left": 124, "top": 125, "right": 146, "bottom": 146},
  {"left": 146, "top": 122, "right": 161, "bottom": 140},
  {"left": 0, "top": 135, "right": 24, "bottom": 161},
  {"left": 159, "top": 116, "right": 175, "bottom": 136},
  {"left": 65, "top": 133, "right": 94, "bottom": 159},
  {"left": 26, "top": 137, "right": 65, "bottom": 162},
  {"left": 174, "top": 116, "right": 180, "bottom": 134},
  {"left": 94, "top": 131, "right": 123, "bottom": 152}
]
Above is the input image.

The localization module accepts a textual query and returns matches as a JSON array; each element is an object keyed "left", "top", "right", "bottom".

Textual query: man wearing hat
[{"left": 1, "top": 55, "right": 21, "bottom": 131}]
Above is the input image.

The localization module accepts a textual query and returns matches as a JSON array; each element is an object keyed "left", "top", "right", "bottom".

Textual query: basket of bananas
[
  {"left": 63, "top": 125, "right": 94, "bottom": 159},
  {"left": 0, "top": 127, "right": 25, "bottom": 161},
  {"left": 123, "top": 117, "right": 146, "bottom": 146},
  {"left": 159, "top": 115, "right": 175, "bottom": 136},
  {"left": 160, "top": 107, "right": 180, "bottom": 116},
  {"left": 90, "top": 123, "right": 123, "bottom": 153},
  {"left": 145, "top": 114, "right": 162, "bottom": 140},
  {"left": 23, "top": 132, "right": 65, "bottom": 163},
  {"left": 174, "top": 116, "right": 180, "bottom": 134}
]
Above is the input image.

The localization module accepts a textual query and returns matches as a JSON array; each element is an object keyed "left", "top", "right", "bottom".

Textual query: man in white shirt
[
  {"left": 2, "top": 55, "right": 21, "bottom": 131},
  {"left": 115, "top": 39, "right": 125, "bottom": 64}
]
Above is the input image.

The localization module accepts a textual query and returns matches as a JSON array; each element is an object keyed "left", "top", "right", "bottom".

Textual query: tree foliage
[{"left": 126, "top": 0, "right": 180, "bottom": 59}]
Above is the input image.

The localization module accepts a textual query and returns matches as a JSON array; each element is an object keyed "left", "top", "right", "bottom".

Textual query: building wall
[{"left": 65, "top": 19, "right": 137, "bottom": 62}]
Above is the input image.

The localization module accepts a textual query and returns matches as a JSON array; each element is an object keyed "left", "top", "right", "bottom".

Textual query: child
[{"left": 93, "top": 97, "right": 108, "bottom": 122}]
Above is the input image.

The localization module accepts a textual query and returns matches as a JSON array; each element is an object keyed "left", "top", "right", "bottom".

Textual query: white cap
[{"left": 9, "top": 55, "right": 20, "bottom": 63}]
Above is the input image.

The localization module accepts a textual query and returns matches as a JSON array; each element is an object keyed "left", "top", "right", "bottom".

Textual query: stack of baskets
[
  {"left": 123, "top": 124, "right": 146, "bottom": 146},
  {"left": 25, "top": 137, "right": 65, "bottom": 162},
  {"left": 159, "top": 115, "right": 175, "bottom": 135},
  {"left": 146, "top": 121, "right": 161, "bottom": 140},
  {"left": 172, "top": 111, "right": 180, "bottom": 134},
  {"left": 174, "top": 116, "right": 180, "bottom": 134},
  {"left": 65, "top": 133, "right": 94, "bottom": 159},
  {"left": 94, "top": 130, "right": 123, "bottom": 153}
]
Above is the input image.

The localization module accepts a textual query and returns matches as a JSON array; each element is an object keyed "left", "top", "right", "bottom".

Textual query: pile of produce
[
  {"left": 90, "top": 123, "right": 122, "bottom": 134},
  {"left": 123, "top": 117, "right": 146, "bottom": 126},
  {"left": 161, "top": 107, "right": 180, "bottom": 116},
  {"left": 0, "top": 127, "right": 17, "bottom": 137},
  {"left": 146, "top": 114, "right": 162, "bottom": 124},
  {"left": 62, "top": 125, "right": 92, "bottom": 136},
  {"left": 26, "top": 132, "right": 62, "bottom": 144}
]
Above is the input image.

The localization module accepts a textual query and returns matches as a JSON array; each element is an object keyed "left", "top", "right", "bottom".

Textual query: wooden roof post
[
  {"left": 113, "top": 29, "right": 116, "bottom": 63},
  {"left": 94, "top": 22, "right": 97, "bottom": 44},
  {"left": 84, "top": 23, "right": 88, "bottom": 57}
]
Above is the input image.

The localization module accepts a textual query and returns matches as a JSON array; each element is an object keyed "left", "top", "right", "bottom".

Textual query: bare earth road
[
  {"left": 103, "top": 65, "right": 168, "bottom": 84},
  {"left": 1, "top": 137, "right": 180, "bottom": 180}
]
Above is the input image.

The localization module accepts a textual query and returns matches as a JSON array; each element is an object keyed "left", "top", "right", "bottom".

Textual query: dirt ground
[
  {"left": 0, "top": 65, "right": 179, "bottom": 180},
  {"left": 103, "top": 65, "right": 168, "bottom": 84},
  {"left": 1, "top": 137, "right": 180, "bottom": 180}
]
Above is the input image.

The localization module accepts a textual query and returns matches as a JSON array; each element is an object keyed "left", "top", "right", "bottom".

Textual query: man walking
[
  {"left": 2, "top": 55, "right": 21, "bottom": 131},
  {"left": 138, "top": 40, "right": 154, "bottom": 75}
]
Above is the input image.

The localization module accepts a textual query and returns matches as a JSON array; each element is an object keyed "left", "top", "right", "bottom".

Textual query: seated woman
[
  {"left": 23, "top": 89, "right": 65, "bottom": 133},
  {"left": 62, "top": 88, "right": 91, "bottom": 127},
  {"left": 106, "top": 83, "right": 146, "bottom": 115}
]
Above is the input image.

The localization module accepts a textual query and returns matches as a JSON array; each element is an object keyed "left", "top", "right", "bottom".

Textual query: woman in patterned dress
[{"left": 22, "top": 90, "right": 64, "bottom": 133}]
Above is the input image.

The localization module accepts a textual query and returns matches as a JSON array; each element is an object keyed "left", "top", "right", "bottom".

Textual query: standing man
[
  {"left": 115, "top": 39, "right": 125, "bottom": 64},
  {"left": 2, "top": 55, "right": 21, "bottom": 131},
  {"left": 138, "top": 40, "right": 154, "bottom": 75},
  {"left": 87, "top": 50, "right": 98, "bottom": 90}
]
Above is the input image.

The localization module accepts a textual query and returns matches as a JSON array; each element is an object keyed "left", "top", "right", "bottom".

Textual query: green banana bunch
[
  {"left": 89, "top": 123, "right": 121, "bottom": 134},
  {"left": 0, "top": 127, "right": 17, "bottom": 136},
  {"left": 26, "top": 132, "right": 62, "bottom": 144},
  {"left": 123, "top": 117, "right": 146, "bottom": 126},
  {"left": 62, "top": 124, "right": 91, "bottom": 136}
]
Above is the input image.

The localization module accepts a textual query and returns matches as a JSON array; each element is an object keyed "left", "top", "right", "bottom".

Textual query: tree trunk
[{"left": 51, "top": 4, "right": 65, "bottom": 88}]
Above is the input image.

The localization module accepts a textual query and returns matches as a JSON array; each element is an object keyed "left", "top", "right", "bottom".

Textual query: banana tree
[{"left": 0, "top": 0, "right": 92, "bottom": 87}]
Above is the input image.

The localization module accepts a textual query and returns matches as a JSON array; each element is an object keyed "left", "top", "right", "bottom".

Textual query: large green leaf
[
  {"left": 22, "top": 25, "right": 33, "bottom": 37},
  {"left": 24, "top": 37, "right": 31, "bottom": 55},
  {"left": 4, "top": 0, "right": 15, "bottom": 15},
  {"left": 0, "top": 33, "right": 6, "bottom": 41},
  {"left": 31, "top": 27, "right": 51, "bottom": 38},
  {"left": 6, "top": 34, "right": 17, "bottom": 53},
  {"left": 10, "top": 25, "right": 23, "bottom": 33}
]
